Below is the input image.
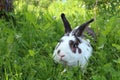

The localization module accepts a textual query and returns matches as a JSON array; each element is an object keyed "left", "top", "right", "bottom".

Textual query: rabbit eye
[
  {"left": 74, "top": 43, "right": 78, "bottom": 48},
  {"left": 69, "top": 40, "right": 78, "bottom": 53},
  {"left": 69, "top": 40, "right": 74, "bottom": 46},
  {"left": 69, "top": 40, "right": 78, "bottom": 48},
  {"left": 69, "top": 39, "right": 81, "bottom": 53},
  {"left": 57, "top": 50, "right": 60, "bottom": 54}
]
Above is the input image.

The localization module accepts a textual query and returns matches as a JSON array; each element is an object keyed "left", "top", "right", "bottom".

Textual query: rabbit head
[{"left": 53, "top": 13, "right": 94, "bottom": 68}]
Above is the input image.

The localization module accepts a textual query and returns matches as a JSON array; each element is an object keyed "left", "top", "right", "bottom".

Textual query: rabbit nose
[{"left": 60, "top": 55, "right": 65, "bottom": 57}]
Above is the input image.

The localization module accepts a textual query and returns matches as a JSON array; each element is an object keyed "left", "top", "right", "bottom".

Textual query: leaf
[
  {"left": 7, "top": 34, "right": 14, "bottom": 44},
  {"left": 112, "top": 44, "right": 120, "bottom": 51},
  {"left": 113, "top": 58, "right": 120, "bottom": 64},
  {"left": 92, "top": 75, "right": 106, "bottom": 80},
  {"left": 28, "top": 50, "right": 35, "bottom": 56}
]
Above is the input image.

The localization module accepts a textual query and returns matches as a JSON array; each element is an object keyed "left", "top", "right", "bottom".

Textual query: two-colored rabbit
[{"left": 53, "top": 13, "right": 94, "bottom": 70}]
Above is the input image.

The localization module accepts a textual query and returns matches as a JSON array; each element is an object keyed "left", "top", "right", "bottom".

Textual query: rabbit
[{"left": 53, "top": 13, "right": 94, "bottom": 70}]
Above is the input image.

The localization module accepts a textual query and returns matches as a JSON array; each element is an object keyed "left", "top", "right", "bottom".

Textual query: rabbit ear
[
  {"left": 74, "top": 19, "right": 94, "bottom": 36},
  {"left": 61, "top": 13, "right": 72, "bottom": 33}
]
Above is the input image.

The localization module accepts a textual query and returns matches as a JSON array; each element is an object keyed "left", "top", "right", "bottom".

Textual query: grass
[{"left": 0, "top": 0, "right": 120, "bottom": 80}]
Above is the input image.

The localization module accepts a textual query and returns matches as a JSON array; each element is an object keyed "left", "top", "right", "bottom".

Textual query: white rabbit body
[{"left": 53, "top": 13, "right": 94, "bottom": 69}]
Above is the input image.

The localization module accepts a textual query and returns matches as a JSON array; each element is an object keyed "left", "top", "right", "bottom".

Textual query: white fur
[{"left": 53, "top": 29, "right": 93, "bottom": 69}]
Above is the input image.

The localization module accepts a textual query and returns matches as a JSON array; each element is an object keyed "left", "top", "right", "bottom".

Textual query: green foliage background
[{"left": 0, "top": 0, "right": 120, "bottom": 80}]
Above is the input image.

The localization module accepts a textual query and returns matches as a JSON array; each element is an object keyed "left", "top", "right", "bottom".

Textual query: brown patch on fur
[
  {"left": 69, "top": 37, "right": 81, "bottom": 54},
  {"left": 69, "top": 40, "right": 76, "bottom": 53}
]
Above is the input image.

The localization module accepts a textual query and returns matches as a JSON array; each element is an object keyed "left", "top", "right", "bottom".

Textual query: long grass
[{"left": 0, "top": 0, "right": 120, "bottom": 80}]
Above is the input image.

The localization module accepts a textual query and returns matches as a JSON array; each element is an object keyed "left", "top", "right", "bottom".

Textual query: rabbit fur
[{"left": 53, "top": 13, "right": 94, "bottom": 69}]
